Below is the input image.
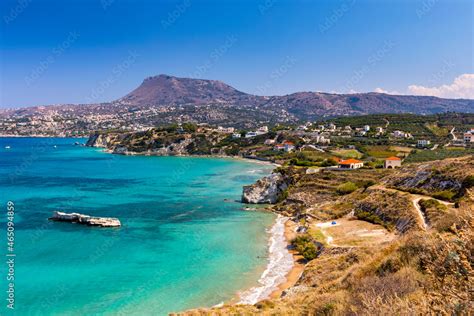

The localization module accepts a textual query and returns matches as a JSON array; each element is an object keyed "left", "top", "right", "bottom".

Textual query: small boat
[
  {"left": 74, "top": 142, "right": 80, "bottom": 146},
  {"left": 53, "top": 145, "right": 57, "bottom": 148},
  {"left": 5, "top": 146, "right": 11, "bottom": 149}
]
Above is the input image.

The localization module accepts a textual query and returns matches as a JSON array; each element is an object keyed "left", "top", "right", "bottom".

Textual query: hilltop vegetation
[{"left": 86, "top": 112, "right": 474, "bottom": 169}]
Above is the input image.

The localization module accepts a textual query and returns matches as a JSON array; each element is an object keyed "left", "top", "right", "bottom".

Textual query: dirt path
[
  {"left": 450, "top": 127, "right": 457, "bottom": 141},
  {"left": 412, "top": 197, "right": 428, "bottom": 230},
  {"left": 372, "top": 185, "right": 454, "bottom": 230}
]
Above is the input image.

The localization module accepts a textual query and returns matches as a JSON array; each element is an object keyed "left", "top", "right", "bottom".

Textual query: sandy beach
[{"left": 269, "top": 218, "right": 305, "bottom": 299}]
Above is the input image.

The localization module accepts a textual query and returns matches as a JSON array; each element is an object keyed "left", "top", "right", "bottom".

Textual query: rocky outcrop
[
  {"left": 383, "top": 157, "right": 473, "bottom": 200},
  {"left": 242, "top": 172, "right": 289, "bottom": 204},
  {"left": 86, "top": 134, "right": 111, "bottom": 148},
  {"left": 49, "top": 211, "right": 121, "bottom": 227}
]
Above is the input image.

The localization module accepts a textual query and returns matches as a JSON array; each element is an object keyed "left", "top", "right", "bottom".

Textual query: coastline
[
  {"left": 98, "top": 147, "right": 281, "bottom": 167},
  {"left": 237, "top": 215, "right": 294, "bottom": 305},
  {"left": 98, "top": 145, "right": 297, "bottom": 306},
  {"left": 269, "top": 218, "right": 305, "bottom": 299},
  {"left": 236, "top": 216, "right": 304, "bottom": 305}
]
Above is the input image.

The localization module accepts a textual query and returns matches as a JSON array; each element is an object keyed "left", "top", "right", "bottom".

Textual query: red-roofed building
[
  {"left": 338, "top": 158, "right": 364, "bottom": 169},
  {"left": 384, "top": 156, "right": 402, "bottom": 169}
]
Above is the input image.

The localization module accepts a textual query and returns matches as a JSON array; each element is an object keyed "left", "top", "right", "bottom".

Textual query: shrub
[
  {"left": 277, "top": 189, "right": 289, "bottom": 203},
  {"left": 291, "top": 234, "right": 322, "bottom": 261},
  {"left": 376, "top": 258, "right": 401, "bottom": 276},
  {"left": 462, "top": 175, "right": 474, "bottom": 188},
  {"left": 431, "top": 190, "right": 456, "bottom": 201},
  {"left": 336, "top": 182, "right": 358, "bottom": 195},
  {"left": 355, "top": 210, "right": 394, "bottom": 230},
  {"left": 320, "top": 158, "right": 338, "bottom": 167}
]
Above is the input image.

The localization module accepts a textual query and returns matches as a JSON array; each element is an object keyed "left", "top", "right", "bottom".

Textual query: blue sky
[{"left": 0, "top": 0, "right": 472, "bottom": 107}]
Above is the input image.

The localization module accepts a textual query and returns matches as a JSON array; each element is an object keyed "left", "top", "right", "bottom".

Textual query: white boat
[{"left": 5, "top": 146, "right": 11, "bottom": 149}]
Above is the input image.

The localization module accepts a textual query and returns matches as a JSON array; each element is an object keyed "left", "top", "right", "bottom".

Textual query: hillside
[
  {"left": 119, "top": 75, "right": 473, "bottom": 118},
  {"left": 177, "top": 157, "right": 474, "bottom": 315},
  {"left": 1, "top": 75, "right": 473, "bottom": 136},
  {"left": 118, "top": 74, "right": 262, "bottom": 106}
]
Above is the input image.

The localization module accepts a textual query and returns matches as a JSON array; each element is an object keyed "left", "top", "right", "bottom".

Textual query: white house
[
  {"left": 464, "top": 132, "right": 474, "bottom": 143},
  {"left": 232, "top": 133, "right": 241, "bottom": 139},
  {"left": 338, "top": 159, "right": 364, "bottom": 169},
  {"left": 217, "top": 126, "right": 235, "bottom": 133},
  {"left": 245, "top": 132, "right": 258, "bottom": 138},
  {"left": 384, "top": 156, "right": 402, "bottom": 169},
  {"left": 417, "top": 139, "right": 431, "bottom": 147},
  {"left": 363, "top": 125, "right": 370, "bottom": 132},
  {"left": 256, "top": 126, "right": 269, "bottom": 134}
]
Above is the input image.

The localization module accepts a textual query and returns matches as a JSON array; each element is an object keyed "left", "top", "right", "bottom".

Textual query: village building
[
  {"left": 384, "top": 156, "right": 402, "bottom": 169},
  {"left": 216, "top": 126, "right": 235, "bottom": 133},
  {"left": 464, "top": 131, "right": 474, "bottom": 143},
  {"left": 273, "top": 144, "right": 285, "bottom": 151},
  {"left": 256, "top": 126, "right": 269, "bottom": 134},
  {"left": 232, "top": 133, "right": 241, "bottom": 139},
  {"left": 274, "top": 141, "right": 295, "bottom": 152},
  {"left": 245, "top": 131, "right": 258, "bottom": 138},
  {"left": 338, "top": 158, "right": 364, "bottom": 169},
  {"left": 417, "top": 139, "right": 431, "bottom": 147},
  {"left": 283, "top": 141, "right": 295, "bottom": 152}
]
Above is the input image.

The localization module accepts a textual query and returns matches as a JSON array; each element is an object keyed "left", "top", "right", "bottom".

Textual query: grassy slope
[{"left": 177, "top": 156, "right": 473, "bottom": 315}]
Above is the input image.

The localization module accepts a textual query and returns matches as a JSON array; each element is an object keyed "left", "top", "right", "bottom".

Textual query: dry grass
[{"left": 178, "top": 159, "right": 474, "bottom": 316}]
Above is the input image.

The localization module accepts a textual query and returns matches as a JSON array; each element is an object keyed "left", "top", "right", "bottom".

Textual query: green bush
[
  {"left": 431, "top": 190, "right": 456, "bottom": 201},
  {"left": 320, "top": 158, "right": 338, "bottom": 167},
  {"left": 462, "top": 175, "right": 474, "bottom": 188},
  {"left": 336, "top": 182, "right": 358, "bottom": 195},
  {"left": 355, "top": 210, "right": 393, "bottom": 230},
  {"left": 291, "top": 234, "right": 321, "bottom": 261}
]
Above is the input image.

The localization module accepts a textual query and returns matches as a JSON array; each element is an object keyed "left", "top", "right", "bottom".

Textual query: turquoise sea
[{"left": 0, "top": 137, "right": 276, "bottom": 315}]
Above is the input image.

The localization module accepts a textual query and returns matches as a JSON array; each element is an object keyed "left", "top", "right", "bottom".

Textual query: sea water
[{"left": 0, "top": 137, "right": 276, "bottom": 315}]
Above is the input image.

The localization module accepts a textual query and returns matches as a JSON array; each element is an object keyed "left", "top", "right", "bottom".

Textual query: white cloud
[
  {"left": 407, "top": 74, "right": 474, "bottom": 99},
  {"left": 374, "top": 74, "right": 474, "bottom": 99},
  {"left": 374, "top": 87, "right": 400, "bottom": 95}
]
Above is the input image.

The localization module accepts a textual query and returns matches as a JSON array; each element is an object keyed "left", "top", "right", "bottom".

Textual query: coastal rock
[
  {"left": 86, "top": 134, "right": 110, "bottom": 148},
  {"left": 242, "top": 172, "right": 288, "bottom": 204},
  {"left": 49, "top": 211, "right": 121, "bottom": 227}
]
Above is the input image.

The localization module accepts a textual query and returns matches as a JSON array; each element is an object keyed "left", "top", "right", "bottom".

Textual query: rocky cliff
[
  {"left": 242, "top": 173, "right": 289, "bottom": 204},
  {"left": 86, "top": 134, "right": 111, "bottom": 148}
]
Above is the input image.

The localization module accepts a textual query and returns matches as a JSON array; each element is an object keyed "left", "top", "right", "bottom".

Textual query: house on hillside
[
  {"left": 464, "top": 131, "right": 474, "bottom": 143},
  {"left": 338, "top": 159, "right": 364, "bottom": 169},
  {"left": 384, "top": 156, "right": 402, "bottom": 169},
  {"left": 417, "top": 139, "right": 431, "bottom": 148},
  {"left": 245, "top": 131, "right": 258, "bottom": 138},
  {"left": 274, "top": 141, "right": 295, "bottom": 152},
  {"left": 283, "top": 141, "right": 295, "bottom": 152}
]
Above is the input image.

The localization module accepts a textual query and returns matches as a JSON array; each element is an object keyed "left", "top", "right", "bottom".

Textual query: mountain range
[
  {"left": 1, "top": 74, "right": 473, "bottom": 132},
  {"left": 118, "top": 74, "right": 473, "bottom": 118}
]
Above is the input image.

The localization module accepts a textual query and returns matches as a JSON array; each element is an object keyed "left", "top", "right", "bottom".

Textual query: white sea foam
[{"left": 238, "top": 215, "right": 294, "bottom": 305}]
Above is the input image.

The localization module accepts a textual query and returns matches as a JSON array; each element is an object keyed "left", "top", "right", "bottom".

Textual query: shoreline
[
  {"left": 269, "top": 218, "right": 305, "bottom": 299},
  {"left": 236, "top": 216, "right": 304, "bottom": 306},
  {"left": 237, "top": 215, "right": 294, "bottom": 305}
]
